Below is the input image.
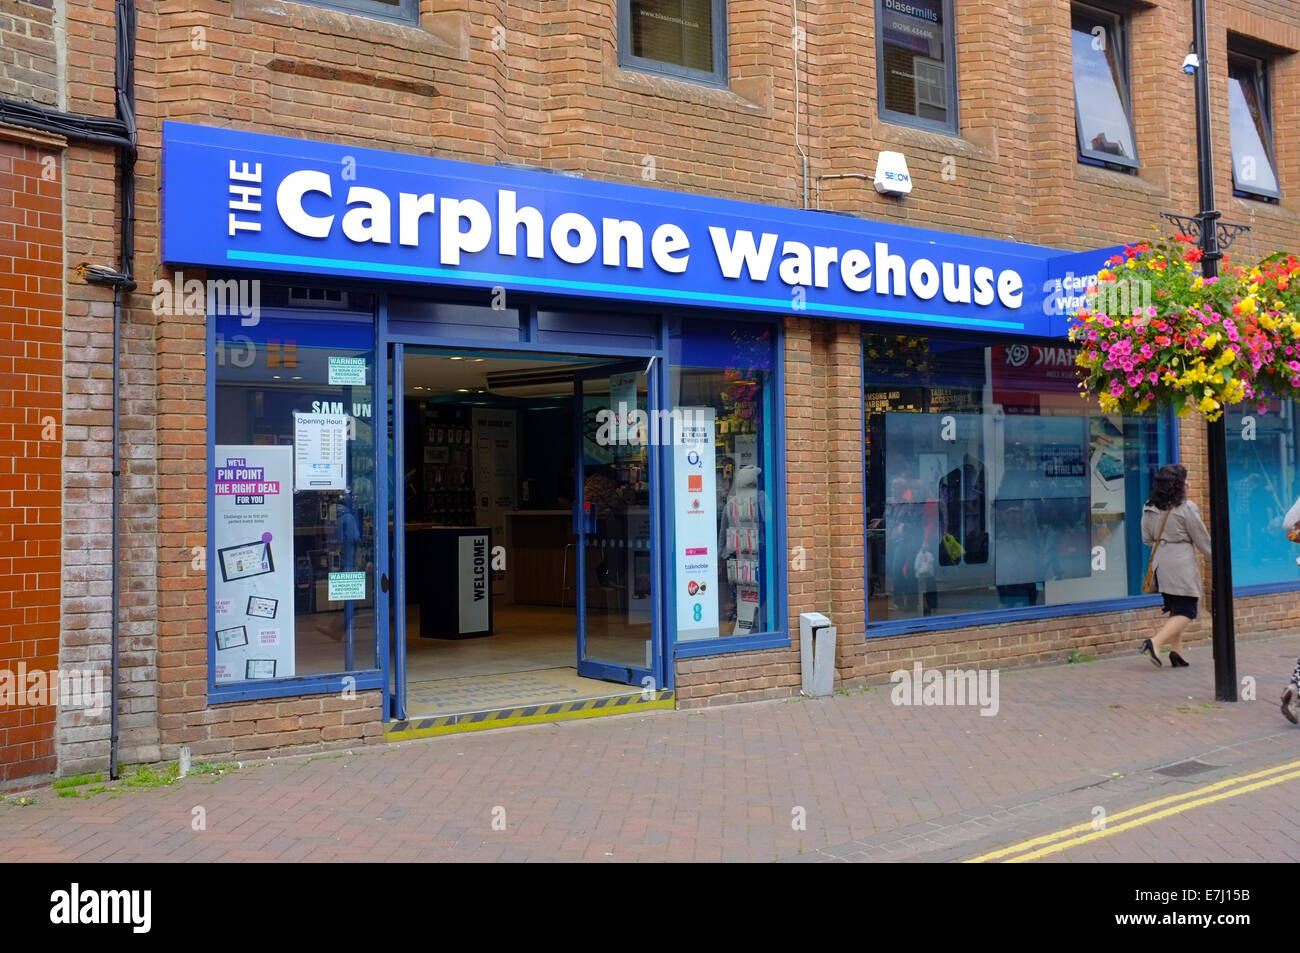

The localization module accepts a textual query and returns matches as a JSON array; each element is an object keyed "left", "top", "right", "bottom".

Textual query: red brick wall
[{"left": 0, "top": 128, "right": 63, "bottom": 784}]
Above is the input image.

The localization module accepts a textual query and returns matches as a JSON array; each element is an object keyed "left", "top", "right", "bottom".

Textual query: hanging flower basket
[{"left": 1069, "top": 234, "right": 1300, "bottom": 421}]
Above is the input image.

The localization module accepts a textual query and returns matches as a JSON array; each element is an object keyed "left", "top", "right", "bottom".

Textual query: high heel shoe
[
  {"left": 1169, "top": 651, "right": 1189, "bottom": 668},
  {"left": 1141, "top": 639, "right": 1162, "bottom": 667}
]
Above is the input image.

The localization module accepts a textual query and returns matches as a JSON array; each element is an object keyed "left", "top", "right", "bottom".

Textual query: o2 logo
[{"left": 686, "top": 450, "right": 702, "bottom": 467}]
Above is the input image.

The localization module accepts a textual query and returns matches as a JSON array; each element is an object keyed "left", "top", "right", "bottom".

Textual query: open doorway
[{"left": 394, "top": 347, "right": 657, "bottom": 718}]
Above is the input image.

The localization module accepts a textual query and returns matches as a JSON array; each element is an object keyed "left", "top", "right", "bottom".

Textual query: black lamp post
[{"left": 1161, "top": 0, "right": 1252, "bottom": 702}]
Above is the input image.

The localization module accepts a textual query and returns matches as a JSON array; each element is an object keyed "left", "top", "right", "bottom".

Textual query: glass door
[
  {"left": 574, "top": 361, "right": 658, "bottom": 686},
  {"left": 388, "top": 341, "right": 407, "bottom": 720}
]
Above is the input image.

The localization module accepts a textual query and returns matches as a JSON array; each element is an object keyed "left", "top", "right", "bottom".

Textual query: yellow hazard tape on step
[{"left": 384, "top": 690, "right": 675, "bottom": 741}]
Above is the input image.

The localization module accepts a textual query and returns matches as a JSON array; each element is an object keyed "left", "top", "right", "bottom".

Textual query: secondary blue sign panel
[{"left": 163, "top": 121, "right": 1104, "bottom": 336}]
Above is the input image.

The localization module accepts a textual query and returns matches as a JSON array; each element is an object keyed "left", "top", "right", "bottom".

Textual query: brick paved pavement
[{"left": 2, "top": 631, "right": 1299, "bottom": 862}]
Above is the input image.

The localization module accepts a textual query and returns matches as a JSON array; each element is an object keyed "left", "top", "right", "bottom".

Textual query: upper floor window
[
  {"left": 875, "top": 0, "right": 958, "bottom": 135},
  {"left": 1228, "top": 52, "right": 1282, "bottom": 200},
  {"left": 306, "top": 0, "right": 418, "bottom": 24},
  {"left": 618, "top": 0, "right": 728, "bottom": 87},
  {"left": 1071, "top": 3, "right": 1138, "bottom": 171}
]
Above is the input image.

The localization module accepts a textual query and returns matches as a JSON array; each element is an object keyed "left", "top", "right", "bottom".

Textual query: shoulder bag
[{"left": 1142, "top": 507, "right": 1173, "bottom": 594}]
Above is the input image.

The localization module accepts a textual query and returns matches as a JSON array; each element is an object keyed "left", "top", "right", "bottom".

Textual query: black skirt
[{"left": 1161, "top": 593, "right": 1198, "bottom": 620}]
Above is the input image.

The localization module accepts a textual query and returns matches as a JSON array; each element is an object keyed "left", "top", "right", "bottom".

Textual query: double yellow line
[{"left": 966, "top": 757, "right": 1300, "bottom": 863}]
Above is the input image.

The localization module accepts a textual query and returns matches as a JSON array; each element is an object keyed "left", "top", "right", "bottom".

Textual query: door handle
[{"left": 380, "top": 572, "right": 390, "bottom": 593}]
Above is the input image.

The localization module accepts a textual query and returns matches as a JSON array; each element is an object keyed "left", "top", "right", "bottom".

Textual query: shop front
[{"left": 164, "top": 120, "right": 1119, "bottom": 739}]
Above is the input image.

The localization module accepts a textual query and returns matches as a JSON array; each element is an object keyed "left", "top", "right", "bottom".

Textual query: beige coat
[{"left": 1141, "top": 500, "right": 1212, "bottom": 597}]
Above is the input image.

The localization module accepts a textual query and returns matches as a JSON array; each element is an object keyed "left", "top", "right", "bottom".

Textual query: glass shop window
[
  {"left": 863, "top": 332, "right": 1165, "bottom": 625},
  {"left": 1225, "top": 401, "right": 1300, "bottom": 586},
  {"left": 669, "top": 320, "right": 780, "bottom": 640},
  {"left": 212, "top": 298, "right": 377, "bottom": 685}
]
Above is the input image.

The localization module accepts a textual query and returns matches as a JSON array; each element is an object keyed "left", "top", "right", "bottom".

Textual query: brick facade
[
  {"left": 0, "top": 126, "right": 64, "bottom": 783},
  {"left": 1, "top": 0, "right": 1299, "bottom": 771}
]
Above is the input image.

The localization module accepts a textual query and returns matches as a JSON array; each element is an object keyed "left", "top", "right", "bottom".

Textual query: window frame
[
  {"left": 858, "top": 328, "right": 1175, "bottom": 638},
  {"left": 617, "top": 0, "right": 730, "bottom": 89},
  {"left": 1227, "top": 50, "right": 1283, "bottom": 201},
  {"left": 1071, "top": 2, "right": 1140, "bottom": 172},
  {"left": 206, "top": 289, "right": 385, "bottom": 706},
  {"left": 667, "top": 311, "right": 791, "bottom": 657},
  {"left": 297, "top": 0, "right": 420, "bottom": 26},
  {"left": 874, "top": 0, "right": 960, "bottom": 136}
]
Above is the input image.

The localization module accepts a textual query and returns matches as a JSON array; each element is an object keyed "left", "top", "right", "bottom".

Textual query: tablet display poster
[
  {"left": 213, "top": 445, "right": 295, "bottom": 683},
  {"left": 674, "top": 408, "right": 719, "bottom": 641}
]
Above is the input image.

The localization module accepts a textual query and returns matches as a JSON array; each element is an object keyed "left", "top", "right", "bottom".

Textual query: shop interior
[{"left": 398, "top": 347, "right": 653, "bottom": 717}]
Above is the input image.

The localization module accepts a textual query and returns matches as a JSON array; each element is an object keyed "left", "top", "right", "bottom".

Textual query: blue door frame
[
  {"left": 379, "top": 299, "right": 672, "bottom": 718},
  {"left": 572, "top": 359, "right": 660, "bottom": 687}
]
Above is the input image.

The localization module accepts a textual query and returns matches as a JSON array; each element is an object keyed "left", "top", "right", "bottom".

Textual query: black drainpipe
[{"left": 4, "top": 0, "right": 137, "bottom": 780}]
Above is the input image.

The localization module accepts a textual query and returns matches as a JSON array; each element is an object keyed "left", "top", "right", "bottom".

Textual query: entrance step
[{"left": 384, "top": 688, "right": 675, "bottom": 740}]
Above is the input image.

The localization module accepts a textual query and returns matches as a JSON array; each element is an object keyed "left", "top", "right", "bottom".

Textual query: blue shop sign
[{"left": 162, "top": 121, "right": 1110, "bottom": 336}]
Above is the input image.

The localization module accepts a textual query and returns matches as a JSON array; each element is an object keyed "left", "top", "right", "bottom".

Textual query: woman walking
[
  {"left": 1281, "top": 494, "right": 1300, "bottom": 723},
  {"left": 1140, "top": 463, "right": 1212, "bottom": 667}
]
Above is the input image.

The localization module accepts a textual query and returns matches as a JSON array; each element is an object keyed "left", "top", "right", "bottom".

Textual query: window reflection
[
  {"left": 670, "top": 322, "right": 777, "bottom": 639},
  {"left": 864, "top": 334, "right": 1163, "bottom": 623},
  {"left": 1226, "top": 402, "right": 1300, "bottom": 585},
  {"left": 1228, "top": 55, "right": 1281, "bottom": 199},
  {"left": 213, "top": 306, "right": 378, "bottom": 683},
  {"left": 878, "top": 0, "right": 956, "bottom": 131},
  {"left": 1072, "top": 5, "right": 1137, "bottom": 167}
]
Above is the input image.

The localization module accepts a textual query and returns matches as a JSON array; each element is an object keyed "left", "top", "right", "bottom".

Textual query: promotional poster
[{"left": 213, "top": 446, "right": 295, "bottom": 683}]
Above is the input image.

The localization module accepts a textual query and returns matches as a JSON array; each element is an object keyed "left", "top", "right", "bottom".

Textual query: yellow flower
[{"left": 1202, "top": 333, "right": 1219, "bottom": 349}]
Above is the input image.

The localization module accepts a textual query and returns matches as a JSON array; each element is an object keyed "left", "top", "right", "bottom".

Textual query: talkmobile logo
[{"left": 49, "top": 883, "right": 151, "bottom": 933}]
